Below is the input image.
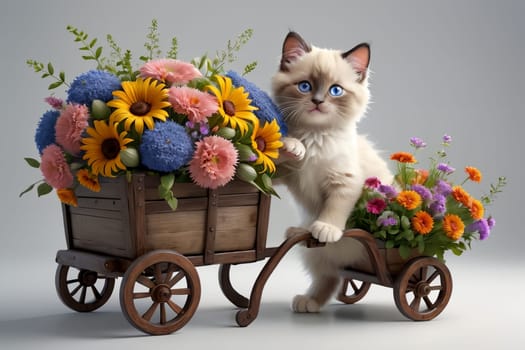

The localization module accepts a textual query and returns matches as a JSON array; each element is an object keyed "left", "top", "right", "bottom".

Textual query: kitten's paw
[
  {"left": 292, "top": 295, "right": 320, "bottom": 313},
  {"left": 310, "top": 220, "right": 343, "bottom": 243},
  {"left": 281, "top": 137, "right": 305, "bottom": 161}
]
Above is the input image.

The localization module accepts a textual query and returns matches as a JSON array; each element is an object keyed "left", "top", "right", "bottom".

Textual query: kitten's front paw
[
  {"left": 281, "top": 137, "right": 305, "bottom": 161},
  {"left": 310, "top": 220, "right": 343, "bottom": 243},
  {"left": 292, "top": 295, "right": 320, "bottom": 313}
]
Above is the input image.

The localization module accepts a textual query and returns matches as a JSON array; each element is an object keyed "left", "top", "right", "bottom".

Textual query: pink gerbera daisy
[
  {"left": 189, "top": 136, "right": 238, "bottom": 189},
  {"left": 169, "top": 86, "right": 218, "bottom": 123},
  {"left": 139, "top": 59, "right": 202, "bottom": 85},
  {"left": 55, "top": 103, "right": 90, "bottom": 155},
  {"left": 40, "top": 144, "right": 74, "bottom": 189}
]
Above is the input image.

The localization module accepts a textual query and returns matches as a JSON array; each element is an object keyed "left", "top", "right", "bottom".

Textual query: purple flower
[
  {"left": 429, "top": 193, "right": 446, "bottom": 215},
  {"left": 442, "top": 134, "right": 452, "bottom": 144},
  {"left": 411, "top": 184, "right": 432, "bottom": 202},
  {"left": 364, "top": 177, "right": 382, "bottom": 189},
  {"left": 468, "top": 219, "right": 491, "bottom": 240},
  {"left": 379, "top": 184, "right": 398, "bottom": 199},
  {"left": 410, "top": 137, "right": 427, "bottom": 149},
  {"left": 487, "top": 216, "right": 496, "bottom": 229},
  {"left": 434, "top": 180, "right": 452, "bottom": 196},
  {"left": 377, "top": 211, "right": 398, "bottom": 227},
  {"left": 437, "top": 163, "right": 455, "bottom": 174},
  {"left": 366, "top": 198, "right": 387, "bottom": 214}
]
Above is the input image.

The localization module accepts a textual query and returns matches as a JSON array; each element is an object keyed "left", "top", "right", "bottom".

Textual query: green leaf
[
  {"left": 47, "top": 62, "right": 54, "bottom": 75},
  {"left": 95, "top": 46, "right": 102, "bottom": 59},
  {"left": 160, "top": 173, "right": 175, "bottom": 190},
  {"left": 59, "top": 71, "right": 66, "bottom": 81},
  {"left": 48, "top": 81, "right": 63, "bottom": 90},
  {"left": 401, "top": 216, "right": 411, "bottom": 230},
  {"left": 385, "top": 240, "right": 395, "bottom": 249},
  {"left": 166, "top": 196, "right": 178, "bottom": 211},
  {"left": 24, "top": 157, "right": 40, "bottom": 168},
  {"left": 37, "top": 182, "right": 53, "bottom": 197},
  {"left": 89, "top": 38, "right": 97, "bottom": 48}
]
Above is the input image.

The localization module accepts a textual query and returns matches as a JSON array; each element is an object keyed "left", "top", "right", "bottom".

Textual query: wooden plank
[
  {"left": 69, "top": 207, "right": 122, "bottom": 220},
  {"left": 75, "top": 197, "right": 122, "bottom": 211},
  {"left": 55, "top": 249, "right": 131, "bottom": 276},
  {"left": 145, "top": 197, "right": 208, "bottom": 214}
]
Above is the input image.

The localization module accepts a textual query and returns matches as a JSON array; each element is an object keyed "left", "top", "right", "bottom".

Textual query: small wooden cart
[{"left": 55, "top": 173, "right": 453, "bottom": 335}]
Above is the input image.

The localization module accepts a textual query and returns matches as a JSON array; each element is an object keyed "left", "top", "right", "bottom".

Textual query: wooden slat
[
  {"left": 69, "top": 207, "right": 122, "bottom": 220},
  {"left": 145, "top": 197, "right": 208, "bottom": 214}
]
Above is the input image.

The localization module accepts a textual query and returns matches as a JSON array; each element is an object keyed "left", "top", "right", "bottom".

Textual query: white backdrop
[{"left": 1, "top": 1, "right": 523, "bottom": 349}]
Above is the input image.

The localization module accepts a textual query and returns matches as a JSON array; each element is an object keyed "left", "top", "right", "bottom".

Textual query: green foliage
[
  {"left": 243, "top": 61, "right": 258, "bottom": 76},
  {"left": 67, "top": 25, "right": 107, "bottom": 70},
  {"left": 167, "top": 37, "right": 178, "bottom": 59},
  {"left": 140, "top": 19, "right": 162, "bottom": 62},
  {"left": 26, "top": 59, "right": 68, "bottom": 90},
  {"left": 158, "top": 174, "right": 178, "bottom": 210}
]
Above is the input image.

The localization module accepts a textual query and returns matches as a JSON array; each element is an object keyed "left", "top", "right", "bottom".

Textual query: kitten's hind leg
[{"left": 292, "top": 275, "right": 339, "bottom": 313}]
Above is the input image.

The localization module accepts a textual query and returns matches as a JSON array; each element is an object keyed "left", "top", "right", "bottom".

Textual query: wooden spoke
[
  {"left": 163, "top": 264, "right": 177, "bottom": 284},
  {"left": 154, "top": 263, "right": 163, "bottom": 283},
  {"left": 168, "top": 271, "right": 185, "bottom": 288},
  {"left": 426, "top": 270, "right": 440, "bottom": 284},
  {"left": 423, "top": 296, "right": 434, "bottom": 309},
  {"left": 410, "top": 296, "right": 422, "bottom": 311},
  {"left": 133, "top": 292, "right": 152, "bottom": 299},
  {"left": 167, "top": 300, "right": 182, "bottom": 314},
  {"left": 79, "top": 286, "right": 87, "bottom": 304},
  {"left": 70, "top": 284, "right": 82, "bottom": 297},
  {"left": 171, "top": 288, "right": 190, "bottom": 296},
  {"left": 430, "top": 285, "right": 443, "bottom": 291},
  {"left": 337, "top": 278, "right": 371, "bottom": 305},
  {"left": 160, "top": 303, "right": 167, "bottom": 325},
  {"left": 136, "top": 275, "right": 156, "bottom": 289},
  {"left": 91, "top": 286, "right": 102, "bottom": 300},
  {"left": 142, "top": 302, "right": 159, "bottom": 322}
]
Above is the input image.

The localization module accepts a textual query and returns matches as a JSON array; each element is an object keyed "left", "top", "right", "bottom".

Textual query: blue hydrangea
[
  {"left": 226, "top": 70, "right": 288, "bottom": 135},
  {"left": 139, "top": 121, "right": 194, "bottom": 172},
  {"left": 67, "top": 70, "right": 121, "bottom": 106},
  {"left": 34, "top": 110, "right": 60, "bottom": 154}
]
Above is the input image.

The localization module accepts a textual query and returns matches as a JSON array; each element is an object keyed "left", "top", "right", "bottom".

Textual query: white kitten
[{"left": 273, "top": 32, "right": 393, "bottom": 312}]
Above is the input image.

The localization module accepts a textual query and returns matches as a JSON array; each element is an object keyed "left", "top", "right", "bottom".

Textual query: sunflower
[
  {"left": 443, "top": 214, "right": 465, "bottom": 240},
  {"left": 206, "top": 75, "right": 258, "bottom": 135},
  {"left": 411, "top": 211, "right": 434, "bottom": 235},
  {"left": 76, "top": 168, "right": 101, "bottom": 192},
  {"left": 57, "top": 188, "right": 78, "bottom": 207},
  {"left": 81, "top": 120, "right": 133, "bottom": 177},
  {"left": 252, "top": 119, "right": 283, "bottom": 174},
  {"left": 107, "top": 77, "right": 170, "bottom": 134}
]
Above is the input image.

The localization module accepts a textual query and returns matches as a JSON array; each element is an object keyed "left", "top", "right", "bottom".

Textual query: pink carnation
[
  {"left": 366, "top": 198, "right": 387, "bottom": 214},
  {"left": 189, "top": 136, "right": 238, "bottom": 189},
  {"left": 365, "top": 177, "right": 382, "bottom": 189},
  {"left": 55, "top": 103, "right": 89, "bottom": 155},
  {"left": 40, "top": 144, "right": 73, "bottom": 189},
  {"left": 169, "top": 86, "right": 218, "bottom": 123},
  {"left": 139, "top": 59, "right": 202, "bottom": 85}
]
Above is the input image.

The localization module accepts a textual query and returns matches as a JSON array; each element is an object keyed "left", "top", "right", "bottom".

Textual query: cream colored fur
[{"left": 272, "top": 32, "right": 392, "bottom": 312}]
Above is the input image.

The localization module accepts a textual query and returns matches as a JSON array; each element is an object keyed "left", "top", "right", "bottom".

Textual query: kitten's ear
[
  {"left": 342, "top": 43, "right": 371, "bottom": 82},
  {"left": 280, "top": 31, "right": 311, "bottom": 71}
]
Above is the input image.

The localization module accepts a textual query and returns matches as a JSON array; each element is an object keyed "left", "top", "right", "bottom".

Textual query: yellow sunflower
[
  {"left": 80, "top": 120, "right": 133, "bottom": 177},
  {"left": 206, "top": 75, "right": 258, "bottom": 135},
  {"left": 107, "top": 77, "right": 170, "bottom": 134},
  {"left": 252, "top": 119, "right": 283, "bottom": 174}
]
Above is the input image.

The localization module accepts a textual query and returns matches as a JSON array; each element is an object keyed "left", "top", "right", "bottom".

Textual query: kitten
[{"left": 273, "top": 32, "right": 393, "bottom": 312}]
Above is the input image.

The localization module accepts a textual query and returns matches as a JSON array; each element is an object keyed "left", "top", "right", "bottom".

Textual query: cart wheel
[
  {"left": 337, "top": 278, "right": 371, "bottom": 304},
  {"left": 55, "top": 264, "right": 115, "bottom": 312},
  {"left": 218, "top": 264, "right": 249, "bottom": 308},
  {"left": 393, "top": 256, "right": 452, "bottom": 321},
  {"left": 120, "top": 250, "right": 201, "bottom": 335}
]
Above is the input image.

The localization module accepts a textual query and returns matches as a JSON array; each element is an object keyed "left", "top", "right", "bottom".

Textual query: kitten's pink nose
[{"left": 311, "top": 98, "right": 324, "bottom": 105}]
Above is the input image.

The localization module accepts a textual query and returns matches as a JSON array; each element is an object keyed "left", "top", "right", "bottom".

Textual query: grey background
[{"left": 1, "top": 0, "right": 523, "bottom": 349}]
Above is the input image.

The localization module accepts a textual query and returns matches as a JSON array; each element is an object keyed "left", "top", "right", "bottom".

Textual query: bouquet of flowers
[
  {"left": 21, "top": 20, "right": 286, "bottom": 210},
  {"left": 347, "top": 135, "right": 506, "bottom": 261}
]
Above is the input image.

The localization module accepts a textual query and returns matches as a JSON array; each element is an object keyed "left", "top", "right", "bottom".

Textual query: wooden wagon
[{"left": 54, "top": 173, "right": 453, "bottom": 335}]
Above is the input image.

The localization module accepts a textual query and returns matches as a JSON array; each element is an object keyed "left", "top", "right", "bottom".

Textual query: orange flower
[
  {"left": 413, "top": 169, "right": 429, "bottom": 185},
  {"left": 452, "top": 186, "right": 472, "bottom": 207},
  {"left": 76, "top": 169, "right": 101, "bottom": 192},
  {"left": 390, "top": 152, "right": 417, "bottom": 163},
  {"left": 411, "top": 211, "right": 434, "bottom": 235},
  {"left": 465, "top": 166, "right": 482, "bottom": 183},
  {"left": 57, "top": 188, "right": 78, "bottom": 207},
  {"left": 396, "top": 190, "right": 422, "bottom": 210},
  {"left": 443, "top": 214, "right": 465, "bottom": 240},
  {"left": 469, "top": 199, "right": 485, "bottom": 220}
]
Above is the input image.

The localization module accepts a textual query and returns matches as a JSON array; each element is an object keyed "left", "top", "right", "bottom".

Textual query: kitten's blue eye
[
  {"left": 297, "top": 81, "right": 312, "bottom": 93},
  {"left": 329, "top": 84, "right": 344, "bottom": 97}
]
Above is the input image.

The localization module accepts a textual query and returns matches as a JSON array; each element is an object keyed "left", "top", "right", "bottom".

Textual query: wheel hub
[
  {"left": 415, "top": 282, "right": 431, "bottom": 297},
  {"left": 152, "top": 285, "right": 172, "bottom": 303},
  {"left": 79, "top": 270, "right": 98, "bottom": 287}
]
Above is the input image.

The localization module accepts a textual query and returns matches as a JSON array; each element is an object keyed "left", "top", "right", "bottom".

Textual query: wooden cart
[{"left": 55, "top": 173, "right": 453, "bottom": 335}]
